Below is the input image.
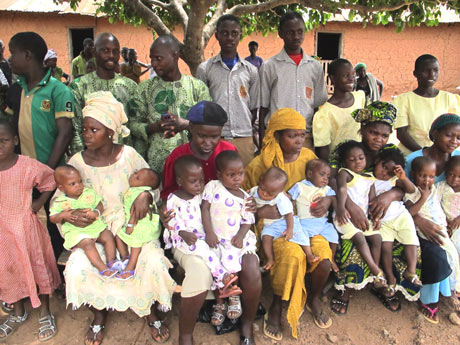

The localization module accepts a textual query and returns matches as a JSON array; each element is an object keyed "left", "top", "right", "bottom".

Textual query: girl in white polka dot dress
[
  {"left": 201, "top": 151, "right": 257, "bottom": 323},
  {"left": 164, "top": 156, "right": 241, "bottom": 301}
]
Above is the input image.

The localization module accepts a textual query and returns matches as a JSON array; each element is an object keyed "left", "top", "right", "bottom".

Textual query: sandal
[
  {"left": 383, "top": 284, "right": 396, "bottom": 298},
  {"left": 227, "top": 295, "right": 242, "bottom": 320},
  {"left": 263, "top": 312, "right": 282, "bottom": 341},
  {"left": 330, "top": 297, "right": 348, "bottom": 315},
  {"left": 99, "top": 268, "right": 117, "bottom": 278},
  {"left": 147, "top": 320, "right": 170, "bottom": 343},
  {"left": 1, "top": 302, "right": 13, "bottom": 313},
  {"left": 108, "top": 260, "right": 122, "bottom": 272},
  {"left": 421, "top": 304, "right": 439, "bottom": 324},
  {"left": 404, "top": 271, "right": 423, "bottom": 287},
  {"left": 38, "top": 314, "right": 57, "bottom": 342},
  {"left": 373, "top": 270, "right": 388, "bottom": 289},
  {"left": 85, "top": 324, "right": 104, "bottom": 345},
  {"left": 115, "top": 270, "right": 135, "bottom": 281},
  {"left": 211, "top": 303, "right": 226, "bottom": 326},
  {"left": 306, "top": 304, "right": 332, "bottom": 329},
  {"left": 0, "top": 311, "right": 28, "bottom": 339},
  {"left": 371, "top": 286, "right": 401, "bottom": 312},
  {"left": 240, "top": 335, "right": 256, "bottom": 345}
]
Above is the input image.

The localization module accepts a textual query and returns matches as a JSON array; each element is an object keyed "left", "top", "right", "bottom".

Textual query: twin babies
[{"left": 50, "top": 165, "right": 159, "bottom": 280}]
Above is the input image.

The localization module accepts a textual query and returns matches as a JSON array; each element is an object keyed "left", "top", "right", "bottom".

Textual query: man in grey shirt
[
  {"left": 259, "top": 11, "right": 328, "bottom": 149},
  {"left": 196, "top": 15, "right": 259, "bottom": 166}
]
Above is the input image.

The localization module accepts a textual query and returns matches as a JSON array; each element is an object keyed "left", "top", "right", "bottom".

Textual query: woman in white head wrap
[{"left": 52, "top": 91, "right": 176, "bottom": 344}]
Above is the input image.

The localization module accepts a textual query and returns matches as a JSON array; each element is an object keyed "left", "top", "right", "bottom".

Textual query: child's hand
[
  {"left": 205, "top": 231, "right": 220, "bottom": 248},
  {"left": 85, "top": 210, "right": 98, "bottom": 220},
  {"left": 418, "top": 186, "right": 431, "bottom": 199},
  {"left": 450, "top": 216, "right": 460, "bottom": 232},
  {"left": 244, "top": 196, "right": 257, "bottom": 214},
  {"left": 179, "top": 230, "right": 198, "bottom": 246},
  {"left": 231, "top": 234, "right": 244, "bottom": 249},
  {"left": 62, "top": 209, "right": 78, "bottom": 223},
  {"left": 31, "top": 200, "right": 42, "bottom": 214},
  {"left": 335, "top": 207, "right": 350, "bottom": 226},
  {"left": 393, "top": 165, "right": 406, "bottom": 180},
  {"left": 282, "top": 228, "right": 293, "bottom": 241},
  {"left": 126, "top": 224, "right": 134, "bottom": 235},
  {"left": 373, "top": 219, "right": 381, "bottom": 231}
]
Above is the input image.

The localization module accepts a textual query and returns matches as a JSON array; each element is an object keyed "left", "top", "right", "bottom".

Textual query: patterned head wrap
[
  {"left": 354, "top": 62, "right": 366, "bottom": 71},
  {"left": 82, "top": 91, "right": 130, "bottom": 142},
  {"left": 260, "top": 108, "right": 306, "bottom": 170},
  {"left": 429, "top": 113, "right": 460, "bottom": 140},
  {"left": 44, "top": 49, "right": 57, "bottom": 62},
  {"left": 351, "top": 101, "right": 397, "bottom": 128}
]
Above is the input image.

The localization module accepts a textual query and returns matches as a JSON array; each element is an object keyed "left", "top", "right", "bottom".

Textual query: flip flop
[
  {"left": 306, "top": 305, "right": 333, "bottom": 329},
  {"left": 421, "top": 304, "right": 439, "bottom": 324},
  {"left": 263, "top": 312, "right": 282, "bottom": 341}
]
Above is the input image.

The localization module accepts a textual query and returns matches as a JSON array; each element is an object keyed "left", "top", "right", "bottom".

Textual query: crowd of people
[{"left": 0, "top": 9, "right": 459, "bottom": 345}]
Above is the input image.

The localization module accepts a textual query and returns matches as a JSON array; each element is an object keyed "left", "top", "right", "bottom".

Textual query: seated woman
[
  {"left": 244, "top": 108, "right": 333, "bottom": 340},
  {"left": 405, "top": 113, "right": 460, "bottom": 323},
  {"left": 161, "top": 101, "right": 261, "bottom": 345},
  {"left": 54, "top": 92, "right": 177, "bottom": 345},
  {"left": 330, "top": 102, "right": 421, "bottom": 314}
]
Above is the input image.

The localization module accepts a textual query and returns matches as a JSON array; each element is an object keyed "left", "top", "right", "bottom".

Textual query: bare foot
[
  {"left": 330, "top": 260, "right": 339, "bottom": 272},
  {"left": 263, "top": 258, "right": 274, "bottom": 270},
  {"left": 307, "top": 254, "right": 320, "bottom": 264}
]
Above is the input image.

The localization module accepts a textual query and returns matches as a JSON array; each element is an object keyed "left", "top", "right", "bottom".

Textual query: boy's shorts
[{"left": 333, "top": 220, "right": 380, "bottom": 240}]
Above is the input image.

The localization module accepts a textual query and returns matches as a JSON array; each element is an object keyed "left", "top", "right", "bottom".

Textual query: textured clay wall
[{"left": 0, "top": 12, "right": 459, "bottom": 99}]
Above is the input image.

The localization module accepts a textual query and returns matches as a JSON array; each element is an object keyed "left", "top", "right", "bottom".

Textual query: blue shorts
[
  {"left": 299, "top": 217, "right": 339, "bottom": 244},
  {"left": 261, "top": 216, "right": 309, "bottom": 246}
]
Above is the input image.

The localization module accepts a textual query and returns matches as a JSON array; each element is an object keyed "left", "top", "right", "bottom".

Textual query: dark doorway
[
  {"left": 316, "top": 32, "right": 341, "bottom": 60},
  {"left": 70, "top": 28, "right": 94, "bottom": 59}
]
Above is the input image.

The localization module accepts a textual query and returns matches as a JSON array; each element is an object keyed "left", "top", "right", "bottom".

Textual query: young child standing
[
  {"left": 164, "top": 155, "right": 241, "bottom": 309},
  {"left": 405, "top": 156, "right": 460, "bottom": 323},
  {"left": 250, "top": 167, "right": 318, "bottom": 270},
  {"left": 334, "top": 140, "right": 387, "bottom": 288},
  {"left": 313, "top": 58, "right": 366, "bottom": 161},
  {"left": 0, "top": 120, "right": 60, "bottom": 341},
  {"left": 201, "top": 151, "right": 257, "bottom": 322},
  {"left": 438, "top": 156, "right": 460, "bottom": 245},
  {"left": 115, "top": 168, "right": 161, "bottom": 280},
  {"left": 50, "top": 165, "right": 117, "bottom": 278},
  {"left": 288, "top": 159, "right": 339, "bottom": 271},
  {"left": 372, "top": 148, "right": 421, "bottom": 295}
]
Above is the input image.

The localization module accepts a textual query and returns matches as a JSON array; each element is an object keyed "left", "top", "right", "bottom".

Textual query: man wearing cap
[
  {"left": 130, "top": 35, "right": 210, "bottom": 176},
  {"left": 196, "top": 14, "right": 259, "bottom": 167},
  {"left": 160, "top": 100, "right": 235, "bottom": 199}
]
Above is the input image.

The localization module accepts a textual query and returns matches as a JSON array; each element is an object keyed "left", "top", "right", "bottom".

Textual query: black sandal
[
  {"left": 330, "top": 297, "right": 348, "bottom": 315},
  {"left": 371, "top": 286, "right": 401, "bottom": 312}
]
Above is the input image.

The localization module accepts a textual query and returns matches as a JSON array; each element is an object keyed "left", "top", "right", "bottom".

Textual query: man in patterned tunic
[
  {"left": 130, "top": 35, "right": 210, "bottom": 177},
  {"left": 69, "top": 33, "right": 138, "bottom": 154}
]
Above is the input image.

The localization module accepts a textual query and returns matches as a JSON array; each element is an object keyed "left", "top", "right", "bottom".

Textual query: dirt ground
[{"left": 3, "top": 273, "right": 460, "bottom": 345}]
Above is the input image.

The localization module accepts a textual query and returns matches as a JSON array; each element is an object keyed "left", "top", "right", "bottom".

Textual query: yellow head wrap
[
  {"left": 261, "top": 108, "right": 306, "bottom": 170},
  {"left": 82, "top": 91, "right": 130, "bottom": 142}
]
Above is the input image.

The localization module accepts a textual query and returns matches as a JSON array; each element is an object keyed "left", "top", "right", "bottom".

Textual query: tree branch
[
  {"left": 120, "top": 0, "right": 171, "bottom": 35},
  {"left": 203, "top": 0, "right": 226, "bottom": 45},
  {"left": 169, "top": 0, "right": 189, "bottom": 30},
  {"left": 225, "top": 0, "right": 297, "bottom": 16},
  {"left": 145, "top": 0, "right": 170, "bottom": 9}
]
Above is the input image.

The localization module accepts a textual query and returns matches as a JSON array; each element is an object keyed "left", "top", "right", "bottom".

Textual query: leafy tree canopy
[{"left": 62, "top": 0, "right": 460, "bottom": 72}]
